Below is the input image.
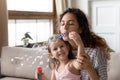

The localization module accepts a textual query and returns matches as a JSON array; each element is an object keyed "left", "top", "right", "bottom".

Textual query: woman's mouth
[{"left": 58, "top": 33, "right": 68, "bottom": 38}]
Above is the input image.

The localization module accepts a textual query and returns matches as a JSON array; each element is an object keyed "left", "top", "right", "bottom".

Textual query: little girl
[{"left": 48, "top": 33, "right": 85, "bottom": 80}]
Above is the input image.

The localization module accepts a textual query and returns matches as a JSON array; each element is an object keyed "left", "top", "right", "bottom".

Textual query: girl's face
[
  {"left": 49, "top": 39, "right": 69, "bottom": 61},
  {"left": 60, "top": 13, "right": 80, "bottom": 34}
]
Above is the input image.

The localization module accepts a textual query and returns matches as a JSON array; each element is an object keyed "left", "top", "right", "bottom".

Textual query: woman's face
[{"left": 60, "top": 13, "right": 80, "bottom": 34}]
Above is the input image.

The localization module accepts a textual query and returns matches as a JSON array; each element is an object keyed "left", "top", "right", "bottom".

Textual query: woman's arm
[
  {"left": 86, "top": 49, "right": 108, "bottom": 80},
  {"left": 94, "top": 49, "right": 108, "bottom": 80},
  {"left": 86, "top": 63, "right": 99, "bottom": 80},
  {"left": 77, "top": 48, "right": 108, "bottom": 80},
  {"left": 76, "top": 53, "right": 99, "bottom": 80}
]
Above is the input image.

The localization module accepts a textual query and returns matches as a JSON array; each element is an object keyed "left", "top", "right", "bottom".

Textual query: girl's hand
[
  {"left": 42, "top": 74, "right": 49, "bottom": 80},
  {"left": 35, "top": 71, "right": 48, "bottom": 80}
]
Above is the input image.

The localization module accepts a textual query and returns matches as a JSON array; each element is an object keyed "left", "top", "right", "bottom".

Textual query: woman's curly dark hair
[{"left": 58, "top": 8, "right": 110, "bottom": 60}]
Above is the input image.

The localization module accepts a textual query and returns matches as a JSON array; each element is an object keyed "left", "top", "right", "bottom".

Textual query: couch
[
  {"left": 0, "top": 46, "right": 120, "bottom": 80},
  {"left": 107, "top": 52, "right": 120, "bottom": 80},
  {"left": 0, "top": 46, "right": 51, "bottom": 80}
]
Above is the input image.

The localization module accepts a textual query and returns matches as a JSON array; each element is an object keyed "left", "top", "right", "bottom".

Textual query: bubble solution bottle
[{"left": 37, "top": 67, "right": 42, "bottom": 80}]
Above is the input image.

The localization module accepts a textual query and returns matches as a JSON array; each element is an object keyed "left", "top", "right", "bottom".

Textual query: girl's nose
[{"left": 57, "top": 47, "right": 62, "bottom": 52}]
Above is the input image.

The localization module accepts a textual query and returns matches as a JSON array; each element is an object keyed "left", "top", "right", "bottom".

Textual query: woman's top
[
  {"left": 73, "top": 47, "right": 108, "bottom": 80},
  {"left": 55, "top": 63, "right": 81, "bottom": 80}
]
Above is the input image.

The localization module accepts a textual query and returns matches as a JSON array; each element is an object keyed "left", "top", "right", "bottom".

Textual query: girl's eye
[
  {"left": 53, "top": 48, "right": 57, "bottom": 51},
  {"left": 60, "top": 44, "right": 66, "bottom": 48},
  {"left": 60, "top": 45, "right": 64, "bottom": 48}
]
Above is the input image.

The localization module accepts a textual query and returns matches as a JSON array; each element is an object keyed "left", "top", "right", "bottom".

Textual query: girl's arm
[
  {"left": 51, "top": 69, "right": 56, "bottom": 80},
  {"left": 35, "top": 71, "right": 49, "bottom": 80},
  {"left": 69, "top": 31, "right": 85, "bottom": 70}
]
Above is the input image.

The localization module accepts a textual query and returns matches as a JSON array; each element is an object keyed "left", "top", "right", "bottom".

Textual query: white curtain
[
  {"left": 55, "top": 0, "right": 68, "bottom": 17},
  {"left": 0, "top": 0, "right": 8, "bottom": 53},
  {"left": 55, "top": 0, "right": 74, "bottom": 17},
  {"left": 55, "top": 0, "right": 88, "bottom": 16},
  {"left": 54, "top": 0, "right": 69, "bottom": 33}
]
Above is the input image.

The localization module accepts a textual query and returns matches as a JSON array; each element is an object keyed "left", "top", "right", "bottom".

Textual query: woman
[{"left": 57, "top": 8, "right": 110, "bottom": 80}]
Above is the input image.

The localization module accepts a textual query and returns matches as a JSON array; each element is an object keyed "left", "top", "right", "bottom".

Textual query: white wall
[
  {"left": 68, "top": 0, "right": 89, "bottom": 16},
  {"left": 90, "top": 0, "right": 120, "bottom": 52},
  {"left": 68, "top": 0, "right": 120, "bottom": 52}
]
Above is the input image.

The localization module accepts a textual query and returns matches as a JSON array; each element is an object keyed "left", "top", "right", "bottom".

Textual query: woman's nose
[{"left": 63, "top": 24, "right": 68, "bottom": 30}]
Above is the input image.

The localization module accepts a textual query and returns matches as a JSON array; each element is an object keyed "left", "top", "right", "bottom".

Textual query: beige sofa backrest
[
  {"left": 1, "top": 47, "right": 120, "bottom": 80},
  {"left": 108, "top": 53, "right": 120, "bottom": 80},
  {"left": 1, "top": 46, "right": 51, "bottom": 79}
]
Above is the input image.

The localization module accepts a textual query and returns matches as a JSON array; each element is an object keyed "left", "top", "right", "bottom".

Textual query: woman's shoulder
[
  {"left": 85, "top": 47, "right": 104, "bottom": 56},
  {"left": 72, "top": 47, "right": 105, "bottom": 58},
  {"left": 85, "top": 47, "right": 100, "bottom": 51}
]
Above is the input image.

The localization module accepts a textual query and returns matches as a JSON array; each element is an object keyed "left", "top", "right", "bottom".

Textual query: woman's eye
[
  {"left": 60, "top": 22, "right": 64, "bottom": 26},
  {"left": 60, "top": 22, "right": 74, "bottom": 27},
  {"left": 69, "top": 22, "right": 74, "bottom": 25}
]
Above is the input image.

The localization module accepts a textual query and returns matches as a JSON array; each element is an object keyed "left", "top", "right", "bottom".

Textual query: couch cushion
[
  {"left": 0, "top": 77, "right": 30, "bottom": 80},
  {"left": 1, "top": 46, "right": 51, "bottom": 79},
  {"left": 108, "top": 53, "right": 120, "bottom": 80}
]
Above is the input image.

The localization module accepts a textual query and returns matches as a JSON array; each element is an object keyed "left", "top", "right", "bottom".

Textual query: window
[{"left": 7, "top": 0, "right": 55, "bottom": 46}]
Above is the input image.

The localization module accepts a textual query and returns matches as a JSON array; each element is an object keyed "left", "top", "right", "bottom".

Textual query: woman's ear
[
  {"left": 78, "top": 27, "right": 82, "bottom": 34},
  {"left": 79, "top": 29, "right": 82, "bottom": 34}
]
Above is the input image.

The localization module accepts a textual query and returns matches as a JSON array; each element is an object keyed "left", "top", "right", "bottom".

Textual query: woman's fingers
[
  {"left": 69, "top": 32, "right": 80, "bottom": 41},
  {"left": 69, "top": 32, "right": 84, "bottom": 47},
  {"left": 76, "top": 54, "right": 90, "bottom": 68}
]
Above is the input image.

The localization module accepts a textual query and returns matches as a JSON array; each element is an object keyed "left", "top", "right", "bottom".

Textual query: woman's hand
[
  {"left": 69, "top": 32, "right": 82, "bottom": 46},
  {"left": 68, "top": 31, "right": 84, "bottom": 49},
  {"left": 76, "top": 53, "right": 91, "bottom": 69}
]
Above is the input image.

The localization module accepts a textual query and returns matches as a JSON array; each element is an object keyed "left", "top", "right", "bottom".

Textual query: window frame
[
  {"left": 7, "top": 0, "right": 57, "bottom": 46},
  {"left": 8, "top": 0, "right": 56, "bottom": 20},
  {"left": 8, "top": 10, "right": 54, "bottom": 19}
]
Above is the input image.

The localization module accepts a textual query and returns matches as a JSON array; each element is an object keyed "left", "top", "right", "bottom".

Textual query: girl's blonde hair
[{"left": 47, "top": 34, "right": 75, "bottom": 69}]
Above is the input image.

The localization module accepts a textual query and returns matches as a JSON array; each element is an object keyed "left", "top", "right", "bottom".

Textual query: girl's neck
[
  {"left": 59, "top": 58, "right": 69, "bottom": 65},
  {"left": 57, "top": 59, "right": 69, "bottom": 72}
]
